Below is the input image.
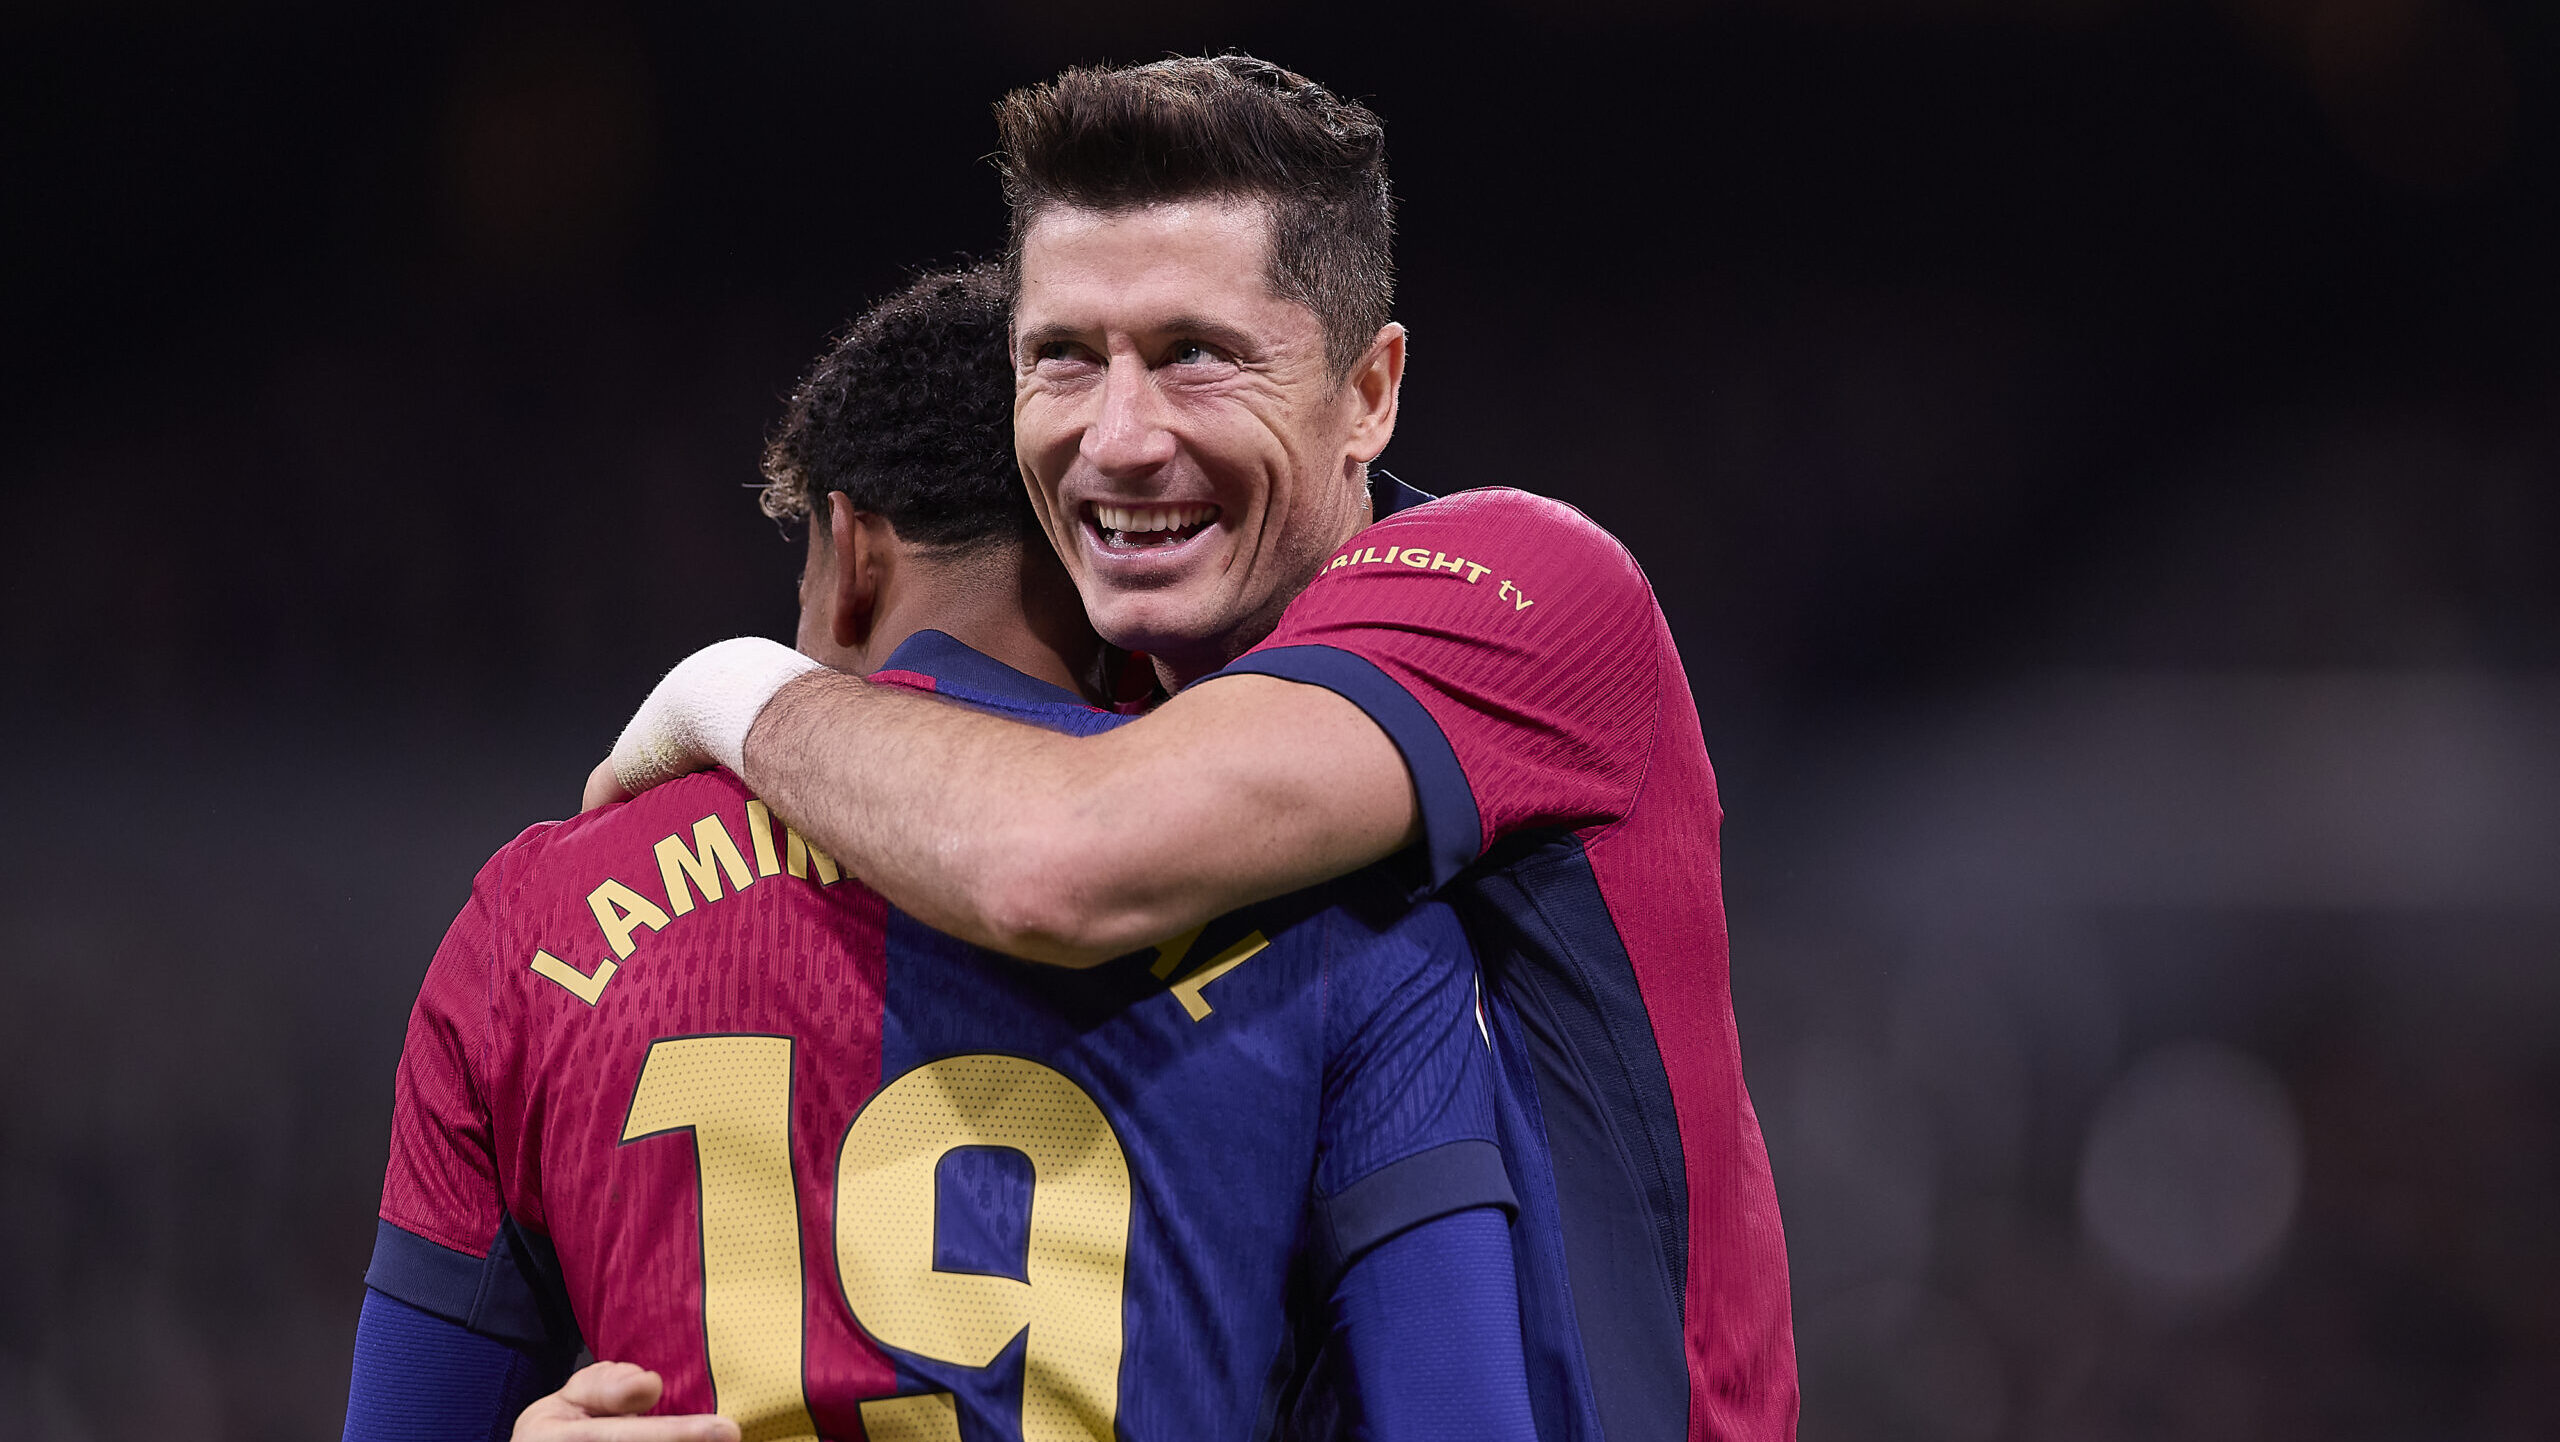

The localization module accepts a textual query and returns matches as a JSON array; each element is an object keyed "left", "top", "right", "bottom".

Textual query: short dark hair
[
  {"left": 994, "top": 54, "right": 1395, "bottom": 378},
  {"left": 759, "top": 262, "right": 1030, "bottom": 550}
]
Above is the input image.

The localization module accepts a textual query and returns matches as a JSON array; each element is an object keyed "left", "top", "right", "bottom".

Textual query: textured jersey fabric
[
  {"left": 1213, "top": 478, "right": 1800, "bottom": 1442},
  {"left": 366, "top": 631, "right": 1523, "bottom": 1442},
  {"left": 342, "top": 1288, "right": 562, "bottom": 1442},
  {"left": 1327, "top": 1208, "right": 1539, "bottom": 1442}
]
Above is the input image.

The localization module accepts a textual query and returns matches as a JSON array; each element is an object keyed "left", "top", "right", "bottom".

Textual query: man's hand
[
  {"left": 512, "top": 1361, "right": 739, "bottom": 1442},
  {"left": 598, "top": 637, "right": 824, "bottom": 808},
  {"left": 583, "top": 757, "right": 633, "bottom": 813}
]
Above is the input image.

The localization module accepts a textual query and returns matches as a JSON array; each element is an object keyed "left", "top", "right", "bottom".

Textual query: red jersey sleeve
[
  {"left": 1215, "top": 486, "right": 1662, "bottom": 888},
  {"left": 377, "top": 857, "right": 506, "bottom": 1259},
  {"left": 367, "top": 835, "right": 580, "bottom": 1352}
]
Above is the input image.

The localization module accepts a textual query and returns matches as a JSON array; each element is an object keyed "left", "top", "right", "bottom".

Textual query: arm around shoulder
[{"left": 739, "top": 668, "right": 1421, "bottom": 966}]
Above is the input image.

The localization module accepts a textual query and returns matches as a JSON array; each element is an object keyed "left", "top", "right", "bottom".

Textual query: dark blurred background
[{"left": 4, "top": 1, "right": 2556, "bottom": 1437}]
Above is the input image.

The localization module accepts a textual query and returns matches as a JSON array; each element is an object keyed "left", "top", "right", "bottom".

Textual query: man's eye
[
  {"left": 1036, "top": 341, "right": 1078, "bottom": 363},
  {"left": 1168, "top": 341, "right": 1221, "bottom": 366}
]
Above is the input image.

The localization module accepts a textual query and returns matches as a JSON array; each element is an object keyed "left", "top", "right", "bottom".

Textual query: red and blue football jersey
[
  {"left": 368, "top": 631, "right": 1513, "bottom": 1442},
  {"left": 1216, "top": 477, "right": 1799, "bottom": 1442}
]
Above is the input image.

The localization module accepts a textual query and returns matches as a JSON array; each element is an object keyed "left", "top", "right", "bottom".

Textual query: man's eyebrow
[{"left": 1014, "top": 320, "right": 1086, "bottom": 358}]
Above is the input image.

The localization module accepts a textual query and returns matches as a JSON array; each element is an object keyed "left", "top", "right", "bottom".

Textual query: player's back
[{"left": 370, "top": 634, "right": 1512, "bottom": 1442}]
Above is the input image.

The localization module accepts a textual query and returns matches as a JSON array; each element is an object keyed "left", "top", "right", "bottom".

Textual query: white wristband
[{"left": 609, "top": 637, "right": 825, "bottom": 795}]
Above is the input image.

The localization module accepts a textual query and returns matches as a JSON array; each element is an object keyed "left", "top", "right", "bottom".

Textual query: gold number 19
[{"left": 621, "top": 1038, "right": 1132, "bottom": 1442}]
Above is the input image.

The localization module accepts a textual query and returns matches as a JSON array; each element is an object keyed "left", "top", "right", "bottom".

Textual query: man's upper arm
[
  {"left": 1209, "top": 487, "right": 1662, "bottom": 892},
  {"left": 379, "top": 879, "right": 503, "bottom": 1259},
  {"left": 369, "top": 862, "right": 574, "bottom": 1353},
  {"left": 1307, "top": 895, "right": 1514, "bottom": 1284},
  {"left": 1072, "top": 671, "right": 1422, "bottom": 922}
]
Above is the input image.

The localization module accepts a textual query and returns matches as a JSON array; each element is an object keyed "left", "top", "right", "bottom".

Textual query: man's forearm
[
  {"left": 738, "top": 669, "right": 1421, "bottom": 965},
  {"left": 740, "top": 669, "right": 1116, "bottom": 961}
]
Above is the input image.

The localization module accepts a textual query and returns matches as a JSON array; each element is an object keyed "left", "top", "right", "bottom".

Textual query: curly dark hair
[
  {"left": 994, "top": 54, "right": 1395, "bottom": 379},
  {"left": 758, "top": 262, "right": 1030, "bottom": 550}
]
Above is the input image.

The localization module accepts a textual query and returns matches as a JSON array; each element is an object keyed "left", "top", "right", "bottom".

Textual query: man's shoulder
[
  {"left": 1396, "top": 484, "right": 1594, "bottom": 526},
  {"left": 478, "top": 769, "right": 758, "bottom": 895},
  {"left": 1384, "top": 485, "right": 1636, "bottom": 561},
  {"left": 460, "top": 768, "right": 877, "bottom": 980},
  {"left": 1327, "top": 484, "right": 1655, "bottom": 618}
]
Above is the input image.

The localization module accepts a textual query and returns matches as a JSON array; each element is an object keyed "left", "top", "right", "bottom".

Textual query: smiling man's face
[{"left": 1012, "top": 197, "right": 1399, "bottom": 685}]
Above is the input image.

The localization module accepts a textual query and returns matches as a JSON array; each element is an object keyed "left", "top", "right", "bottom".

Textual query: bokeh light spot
[{"left": 2078, "top": 1040, "right": 2304, "bottom": 1303}]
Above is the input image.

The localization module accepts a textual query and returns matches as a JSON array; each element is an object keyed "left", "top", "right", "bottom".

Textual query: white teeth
[{"left": 1095, "top": 503, "right": 1216, "bottom": 534}]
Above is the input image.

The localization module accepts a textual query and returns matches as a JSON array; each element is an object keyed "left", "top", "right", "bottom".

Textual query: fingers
[
  {"left": 514, "top": 1363, "right": 739, "bottom": 1442},
  {"left": 517, "top": 1415, "right": 739, "bottom": 1442},
  {"left": 583, "top": 757, "right": 633, "bottom": 812},
  {"left": 561, "top": 1360, "right": 663, "bottom": 1415}
]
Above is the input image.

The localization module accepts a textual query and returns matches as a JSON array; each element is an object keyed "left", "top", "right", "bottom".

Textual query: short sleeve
[
  {"left": 1309, "top": 893, "right": 1514, "bottom": 1282},
  {"left": 379, "top": 877, "right": 503, "bottom": 1258},
  {"left": 1212, "top": 487, "right": 1662, "bottom": 890},
  {"left": 367, "top": 863, "right": 574, "bottom": 1351}
]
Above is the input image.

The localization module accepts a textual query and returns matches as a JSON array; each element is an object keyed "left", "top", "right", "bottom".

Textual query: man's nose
[{"left": 1081, "top": 351, "right": 1177, "bottom": 476}]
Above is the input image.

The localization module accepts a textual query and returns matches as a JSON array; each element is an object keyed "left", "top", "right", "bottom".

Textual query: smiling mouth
[{"left": 1088, "top": 502, "right": 1221, "bottom": 553}]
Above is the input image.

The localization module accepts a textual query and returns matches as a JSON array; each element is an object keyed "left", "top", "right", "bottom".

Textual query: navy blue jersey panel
[
  {"left": 1313, "top": 893, "right": 1503, "bottom": 1196},
  {"left": 1484, "top": 991, "right": 1613, "bottom": 1442},
  {"left": 876, "top": 900, "right": 1318, "bottom": 1442},
  {"left": 932, "top": 1145, "right": 1035, "bottom": 1282},
  {"left": 483, "top": 1216, "right": 580, "bottom": 1354},
  {"left": 1459, "top": 831, "right": 1691, "bottom": 1442},
  {"left": 830, "top": 632, "right": 1507, "bottom": 1440},
  {"left": 1205, "top": 643, "right": 1482, "bottom": 890},
  {"left": 871, "top": 859, "right": 1496, "bottom": 1441}
]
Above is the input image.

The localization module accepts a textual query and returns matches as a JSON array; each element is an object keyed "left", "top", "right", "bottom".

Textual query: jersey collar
[
  {"left": 874, "top": 629, "right": 1096, "bottom": 710},
  {"left": 1370, "top": 469, "right": 1437, "bottom": 518}
]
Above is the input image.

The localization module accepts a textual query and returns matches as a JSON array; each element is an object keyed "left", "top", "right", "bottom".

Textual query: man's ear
[
  {"left": 1342, "top": 321, "right": 1406, "bottom": 465},
  {"left": 824, "top": 491, "right": 887, "bottom": 650}
]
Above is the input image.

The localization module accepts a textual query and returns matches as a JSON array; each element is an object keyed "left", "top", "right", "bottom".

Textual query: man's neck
[
  {"left": 864, "top": 545, "right": 1104, "bottom": 700},
  {"left": 1152, "top": 475, "right": 1382, "bottom": 692}
]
